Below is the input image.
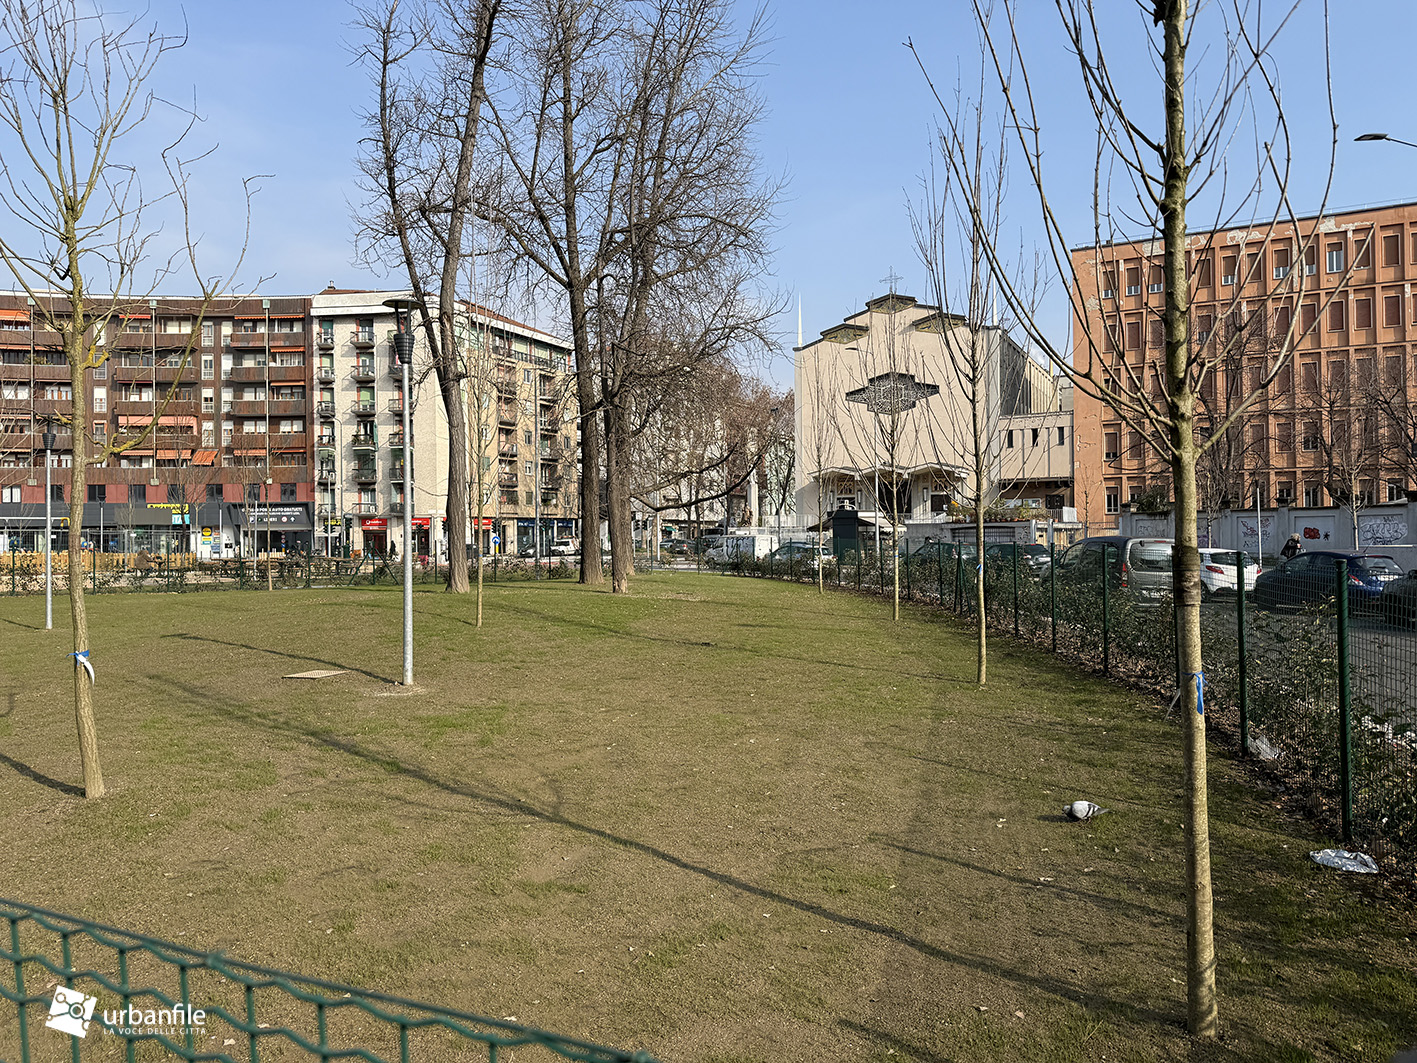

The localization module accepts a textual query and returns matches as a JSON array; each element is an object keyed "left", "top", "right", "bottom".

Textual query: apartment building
[
  {"left": 309, "top": 289, "right": 578, "bottom": 559},
  {"left": 1070, "top": 201, "right": 1417, "bottom": 529},
  {"left": 0, "top": 287, "right": 578, "bottom": 558},
  {"left": 0, "top": 294, "right": 313, "bottom": 555}
]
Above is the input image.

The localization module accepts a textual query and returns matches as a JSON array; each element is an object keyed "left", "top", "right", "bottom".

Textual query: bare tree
[
  {"left": 353, "top": 0, "right": 502, "bottom": 594},
  {"left": 912, "top": 0, "right": 1344, "bottom": 1035},
  {"left": 0, "top": 0, "right": 254, "bottom": 798},
  {"left": 1306, "top": 365, "right": 1382, "bottom": 546},
  {"left": 1359, "top": 354, "right": 1417, "bottom": 506}
]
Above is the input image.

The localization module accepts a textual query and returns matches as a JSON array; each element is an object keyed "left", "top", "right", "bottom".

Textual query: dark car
[
  {"left": 1251, "top": 551, "right": 1402, "bottom": 613},
  {"left": 1378, "top": 569, "right": 1417, "bottom": 627},
  {"left": 984, "top": 542, "right": 1052, "bottom": 576}
]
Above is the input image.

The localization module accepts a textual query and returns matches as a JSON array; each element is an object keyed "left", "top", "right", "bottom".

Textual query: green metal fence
[
  {"left": 723, "top": 542, "right": 1417, "bottom": 860},
  {"left": 1, "top": 553, "right": 580, "bottom": 596},
  {"left": 1, "top": 898, "right": 657, "bottom": 1063}
]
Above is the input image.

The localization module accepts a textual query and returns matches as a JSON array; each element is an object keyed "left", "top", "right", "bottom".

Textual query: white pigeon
[{"left": 1064, "top": 800, "right": 1109, "bottom": 821}]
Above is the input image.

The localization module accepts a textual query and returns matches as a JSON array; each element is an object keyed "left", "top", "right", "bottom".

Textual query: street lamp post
[
  {"left": 384, "top": 296, "right": 419, "bottom": 688},
  {"left": 42, "top": 422, "right": 55, "bottom": 630}
]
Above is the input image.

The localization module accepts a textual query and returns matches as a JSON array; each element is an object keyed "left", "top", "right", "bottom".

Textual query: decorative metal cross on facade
[{"left": 845, "top": 371, "right": 940, "bottom": 416}]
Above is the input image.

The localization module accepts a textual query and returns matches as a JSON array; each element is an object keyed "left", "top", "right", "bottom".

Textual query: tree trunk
[
  {"left": 439, "top": 362, "right": 471, "bottom": 592},
  {"left": 603, "top": 398, "right": 633, "bottom": 593},
  {"left": 1162, "top": 0, "right": 1218, "bottom": 1036},
  {"left": 571, "top": 293, "right": 602, "bottom": 585},
  {"left": 68, "top": 349, "right": 103, "bottom": 798}
]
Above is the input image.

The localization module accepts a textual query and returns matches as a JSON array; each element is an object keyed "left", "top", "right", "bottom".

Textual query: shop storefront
[{"left": 227, "top": 503, "right": 313, "bottom": 555}]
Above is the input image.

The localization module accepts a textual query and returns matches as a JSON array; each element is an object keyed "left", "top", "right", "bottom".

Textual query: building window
[
  {"left": 86, "top": 484, "right": 105, "bottom": 502},
  {"left": 1304, "top": 246, "right": 1317, "bottom": 276},
  {"left": 1124, "top": 320, "right": 1141, "bottom": 349},
  {"left": 1384, "top": 233, "right": 1401, "bottom": 267},
  {"left": 1326, "top": 243, "right": 1345, "bottom": 273},
  {"left": 1389, "top": 481, "right": 1406, "bottom": 503},
  {"left": 1124, "top": 267, "right": 1141, "bottom": 296},
  {"left": 1221, "top": 255, "right": 1237, "bottom": 286},
  {"left": 281, "top": 482, "right": 296, "bottom": 502},
  {"left": 1105, "top": 490, "right": 1119, "bottom": 514},
  {"left": 524, "top": 490, "right": 533, "bottom": 506},
  {"left": 0, "top": 486, "right": 19, "bottom": 503},
  {"left": 1301, "top": 425, "right": 1320, "bottom": 451},
  {"left": 1057, "top": 426, "right": 1066, "bottom": 446},
  {"left": 1355, "top": 298, "right": 1372, "bottom": 330},
  {"left": 1101, "top": 268, "right": 1116, "bottom": 299},
  {"left": 1384, "top": 295, "right": 1401, "bottom": 327},
  {"left": 1128, "top": 487, "right": 1141, "bottom": 505},
  {"left": 1031, "top": 427, "right": 1040, "bottom": 446},
  {"left": 206, "top": 484, "right": 223, "bottom": 502},
  {"left": 130, "top": 484, "right": 146, "bottom": 503},
  {"left": 1276, "top": 481, "right": 1294, "bottom": 504},
  {"left": 1303, "top": 484, "right": 1323, "bottom": 508},
  {"left": 1005, "top": 430, "right": 1014, "bottom": 449},
  {"left": 92, "top": 421, "right": 106, "bottom": 441},
  {"left": 1272, "top": 246, "right": 1291, "bottom": 279},
  {"left": 1196, "top": 257, "right": 1212, "bottom": 288},
  {"left": 1327, "top": 302, "right": 1345, "bottom": 332},
  {"left": 1354, "top": 233, "right": 1372, "bottom": 269},
  {"left": 1147, "top": 265, "right": 1163, "bottom": 294},
  {"left": 1104, "top": 431, "right": 1120, "bottom": 461},
  {"left": 201, "top": 321, "right": 214, "bottom": 347}
]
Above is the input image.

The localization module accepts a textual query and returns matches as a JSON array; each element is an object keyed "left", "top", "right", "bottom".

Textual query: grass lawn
[{"left": 0, "top": 574, "right": 1413, "bottom": 1062}]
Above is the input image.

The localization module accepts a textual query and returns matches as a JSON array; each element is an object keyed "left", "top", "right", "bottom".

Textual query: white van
[{"left": 706, "top": 533, "right": 775, "bottom": 565}]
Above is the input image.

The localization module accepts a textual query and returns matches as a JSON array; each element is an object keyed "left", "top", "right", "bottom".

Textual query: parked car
[
  {"left": 1049, "top": 536, "right": 1175, "bottom": 602},
  {"left": 767, "top": 541, "right": 832, "bottom": 572},
  {"left": 660, "top": 539, "right": 690, "bottom": 557},
  {"left": 1251, "top": 550, "right": 1402, "bottom": 613},
  {"left": 550, "top": 537, "right": 578, "bottom": 557},
  {"left": 1197, "top": 548, "right": 1261, "bottom": 599},
  {"left": 983, "top": 542, "right": 1052, "bottom": 577},
  {"left": 1379, "top": 569, "right": 1417, "bottom": 627}
]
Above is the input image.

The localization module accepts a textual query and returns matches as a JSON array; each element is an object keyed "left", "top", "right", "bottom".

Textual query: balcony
[
  {"left": 350, "top": 433, "right": 377, "bottom": 450},
  {"left": 316, "top": 464, "right": 336, "bottom": 484},
  {"left": 497, "top": 405, "right": 518, "bottom": 426},
  {"left": 270, "top": 432, "right": 307, "bottom": 453},
  {"left": 316, "top": 333, "right": 336, "bottom": 349},
  {"left": 498, "top": 443, "right": 518, "bottom": 458},
  {"left": 541, "top": 467, "right": 563, "bottom": 486},
  {"left": 352, "top": 501, "right": 379, "bottom": 515},
  {"left": 389, "top": 500, "right": 405, "bottom": 515},
  {"left": 116, "top": 329, "right": 195, "bottom": 350},
  {"left": 353, "top": 465, "right": 378, "bottom": 483},
  {"left": 495, "top": 376, "right": 518, "bottom": 397},
  {"left": 316, "top": 401, "right": 336, "bottom": 418},
  {"left": 351, "top": 329, "right": 376, "bottom": 347},
  {"left": 387, "top": 359, "right": 405, "bottom": 380},
  {"left": 539, "top": 420, "right": 557, "bottom": 434},
  {"left": 386, "top": 431, "right": 405, "bottom": 448},
  {"left": 389, "top": 461, "right": 406, "bottom": 481},
  {"left": 112, "top": 398, "right": 155, "bottom": 414},
  {"left": 351, "top": 363, "right": 376, "bottom": 383},
  {"left": 227, "top": 399, "right": 265, "bottom": 417},
  {"left": 538, "top": 391, "right": 556, "bottom": 406},
  {"left": 230, "top": 331, "right": 306, "bottom": 349},
  {"left": 387, "top": 398, "right": 405, "bottom": 414},
  {"left": 315, "top": 367, "right": 336, "bottom": 384},
  {"left": 226, "top": 364, "right": 269, "bottom": 381},
  {"left": 498, "top": 472, "right": 519, "bottom": 489},
  {"left": 352, "top": 400, "right": 377, "bottom": 415}
]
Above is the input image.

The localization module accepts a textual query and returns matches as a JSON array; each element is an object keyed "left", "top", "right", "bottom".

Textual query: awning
[
  {"left": 192, "top": 450, "right": 218, "bottom": 466},
  {"left": 0, "top": 309, "right": 30, "bottom": 322},
  {"left": 119, "top": 313, "right": 151, "bottom": 320},
  {"left": 235, "top": 313, "right": 305, "bottom": 320},
  {"left": 154, "top": 449, "right": 192, "bottom": 461},
  {"left": 270, "top": 346, "right": 305, "bottom": 352}
]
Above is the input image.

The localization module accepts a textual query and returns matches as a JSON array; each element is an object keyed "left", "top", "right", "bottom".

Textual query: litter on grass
[{"left": 1309, "top": 849, "right": 1378, "bottom": 874}]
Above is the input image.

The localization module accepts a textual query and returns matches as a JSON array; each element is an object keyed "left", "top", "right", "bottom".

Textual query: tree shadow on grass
[
  {"left": 158, "top": 633, "right": 390, "bottom": 683},
  {"left": 0, "top": 615, "right": 42, "bottom": 630},
  {"left": 0, "top": 750, "right": 84, "bottom": 797},
  {"left": 145, "top": 673, "right": 1180, "bottom": 1030}
]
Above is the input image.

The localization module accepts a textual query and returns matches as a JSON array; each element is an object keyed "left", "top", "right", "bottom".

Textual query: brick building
[{"left": 1070, "top": 201, "right": 1417, "bottom": 529}]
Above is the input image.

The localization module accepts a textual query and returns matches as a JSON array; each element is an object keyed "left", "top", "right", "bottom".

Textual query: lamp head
[{"left": 1355, "top": 132, "right": 1389, "bottom": 142}]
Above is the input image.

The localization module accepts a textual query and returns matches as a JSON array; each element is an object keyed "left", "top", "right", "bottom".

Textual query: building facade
[
  {"left": 0, "top": 288, "right": 578, "bottom": 558},
  {"left": 793, "top": 293, "right": 1070, "bottom": 536},
  {"left": 1070, "top": 201, "right": 1417, "bottom": 529}
]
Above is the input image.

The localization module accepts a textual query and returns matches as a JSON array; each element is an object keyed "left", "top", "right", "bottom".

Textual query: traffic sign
[{"left": 491, "top": 534, "right": 500, "bottom": 545}]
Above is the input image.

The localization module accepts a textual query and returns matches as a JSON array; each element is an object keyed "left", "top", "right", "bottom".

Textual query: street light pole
[
  {"left": 43, "top": 422, "right": 54, "bottom": 630},
  {"left": 385, "top": 296, "right": 419, "bottom": 688}
]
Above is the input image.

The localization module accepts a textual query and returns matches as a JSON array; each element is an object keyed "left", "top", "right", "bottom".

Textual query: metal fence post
[
  {"left": 1101, "top": 545, "right": 1111, "bottom": 676},
  {"left": 1336, "top": 557, "right": 1353, "bottom": 842},
  {"left": 1049, "top": 541, "right": 1057, "bottom": 653},
  {"left": 937, "top": 541, "right": 944, "bottom": 606},
  {"left": 954, "top": 550, "right": 962, "bottom": 614},
  {"left": 1012, "top": 552, "right": 1020, "bottom": 637},
  {"left": 1237, "top": 550, "right": 1249, "bottom": 758}
]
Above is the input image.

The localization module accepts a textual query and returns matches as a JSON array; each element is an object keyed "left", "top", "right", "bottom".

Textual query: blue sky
[{"left": 88, "top": 1, "right": 1417, "bottom": 387}]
